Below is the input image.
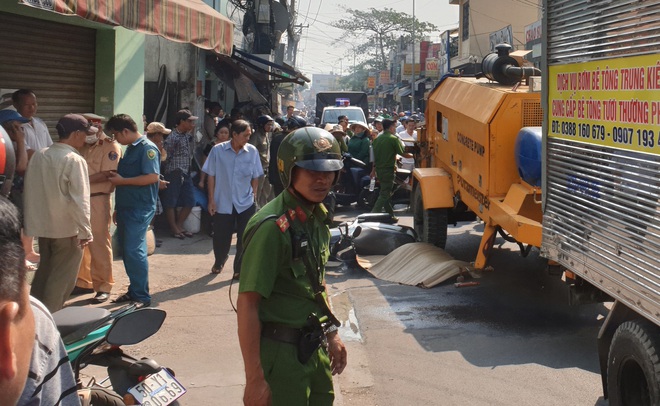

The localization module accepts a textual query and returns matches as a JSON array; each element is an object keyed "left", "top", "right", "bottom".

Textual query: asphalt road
[{"left": 68, "top": 203, "right": 608, "bottom": 405}]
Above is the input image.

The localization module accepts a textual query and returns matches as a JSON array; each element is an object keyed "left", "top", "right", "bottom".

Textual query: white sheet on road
[{"left": 357, "top": 242, "right": 472, "bottom": 288}]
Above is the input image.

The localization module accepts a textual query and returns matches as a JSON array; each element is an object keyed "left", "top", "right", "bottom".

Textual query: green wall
[{"left": 96, "top": 28, "right": 146, "bottom": 131}]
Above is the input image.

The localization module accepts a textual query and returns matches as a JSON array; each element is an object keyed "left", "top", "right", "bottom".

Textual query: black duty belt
[{"left": 261, "top": 323, "right": 302, "bottom": 345}]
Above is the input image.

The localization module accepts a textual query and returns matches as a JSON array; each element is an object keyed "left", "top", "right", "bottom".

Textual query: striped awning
[{"left": 19, "top": 0, "right": 234, "bottom": 55}]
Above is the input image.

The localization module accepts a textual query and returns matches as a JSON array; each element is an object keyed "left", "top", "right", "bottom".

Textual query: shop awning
[{"left": 20, "top": 0, "right": 234, "bottom": 55}]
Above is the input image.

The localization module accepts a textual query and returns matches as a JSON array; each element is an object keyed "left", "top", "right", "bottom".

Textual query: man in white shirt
[
  {"left": 24, "top": 114, "right": 94, "bottom": 312},
  {"left": 12, "top": 89, "right": 52, "bottom": 155},
  {"left": 397, "top": 116, "right": 418, "bottom": 171},
  {"left": 12, "top": 89, "right": 53, "bottom": 265}
]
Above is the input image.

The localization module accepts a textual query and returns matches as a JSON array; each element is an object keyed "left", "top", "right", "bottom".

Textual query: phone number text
[{"left": 550, "top": 120, "right": 656, "bottom": 149}]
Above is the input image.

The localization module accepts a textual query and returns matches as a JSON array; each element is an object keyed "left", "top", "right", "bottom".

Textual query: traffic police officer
[
  {"left": 105, "top": 114, "right": 160, "bottom": 307},
  {"left": 238, "top": 127, "right": 348, "bottom": 406}
]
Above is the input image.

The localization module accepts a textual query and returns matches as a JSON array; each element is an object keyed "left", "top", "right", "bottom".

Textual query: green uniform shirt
[
  {"left": 240, "top": 189, "right": 330, "bottom": 328},
  {"left": 372, "top": 130, "right": 405, "bottom": 172},
  {"left": 347, "top": 132, "right": 370, "bottom": 163}
]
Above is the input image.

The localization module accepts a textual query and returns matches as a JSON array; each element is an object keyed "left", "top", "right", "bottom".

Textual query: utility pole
[{"left": 411, "top": 0, "right": 416, "bottom": 113}]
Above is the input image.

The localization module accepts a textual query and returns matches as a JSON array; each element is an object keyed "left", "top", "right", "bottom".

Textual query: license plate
[{"left": 128, "top": 369, "right": 186, "bottom": 406}]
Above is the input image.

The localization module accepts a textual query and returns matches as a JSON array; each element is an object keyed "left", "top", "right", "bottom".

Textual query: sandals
[
  {"left": 182, "top": 230, "right": 194, "bottom": 238},
  {"left": 172, "top": 233, "right": 185, "bottom": 240},
  {"left": 211, "top": 264, "right": 223, "bottom": 274}
]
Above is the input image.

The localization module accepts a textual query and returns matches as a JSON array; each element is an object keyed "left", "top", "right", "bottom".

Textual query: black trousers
[{"left": 212, "top": 204, "right": 256, "bottom": 274}]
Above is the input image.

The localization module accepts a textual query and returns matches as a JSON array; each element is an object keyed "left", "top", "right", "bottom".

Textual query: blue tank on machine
[{"left": 515, "top": 126, "right": 543, "bottom": 187}]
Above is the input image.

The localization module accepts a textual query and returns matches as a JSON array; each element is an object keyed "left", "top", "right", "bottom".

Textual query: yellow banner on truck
[{"left": 548, "top": 54, "right": 660, "bottom": 155}]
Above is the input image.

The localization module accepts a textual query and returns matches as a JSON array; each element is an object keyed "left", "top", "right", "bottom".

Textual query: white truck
[
  {"left": 414, "top": 1, "right": 660, "bottom": 404},
  {"left": 541, "top": 1, "right": 660, "bottom": 404}
]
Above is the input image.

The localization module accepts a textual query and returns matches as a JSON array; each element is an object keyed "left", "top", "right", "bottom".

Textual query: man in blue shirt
[
  {"left": 203, "top": 120, "right": 263, "bottom": 279},
  {"left": 105, "top": 114, "right": 160, "bottom": 307}
]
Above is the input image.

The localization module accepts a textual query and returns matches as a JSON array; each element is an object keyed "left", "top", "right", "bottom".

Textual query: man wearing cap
[
  {"left": 23, "top": 114, "right": 94, "bottom": 312},
  {"left": 0, "top": 111, "right": 31, "bottom": 273},
  {"left": 105, "top": 114, "right": 160, "bottom": 307},
  {"left": 372, "top": 116, "right": 384, "bottom": 136},
  {"left": 162, "top": 109, "right": 197, "bottom": 239},
  {"left": 250, "top": 114, "right": 274, "bottom": 208},
  {"left": 324, "top": 124, "right": 348, "bottom": 153},
  {"left": 0, "top": 110, "right": 29, "bottom": 188},
  {"left": 72, "top": 115, "right": 122, "bottom": 304}
]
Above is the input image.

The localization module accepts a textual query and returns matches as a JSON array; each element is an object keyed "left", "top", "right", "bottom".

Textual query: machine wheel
[
  {"left": 412, "top": 185, "right": 448, "bottom": 248},
  {"left": 357, "top": 189, "right": 377, "bottom": 210},
  {"left": 89, "top": 387, "right": 126, "bottom": 406},
  {"left": 607, "top": 320, "right": 660, "bottom": 406}
]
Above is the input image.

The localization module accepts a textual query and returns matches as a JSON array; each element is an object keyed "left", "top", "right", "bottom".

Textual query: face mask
[{"left": 85, "top": 135, "right": 98, "bottom": 144}]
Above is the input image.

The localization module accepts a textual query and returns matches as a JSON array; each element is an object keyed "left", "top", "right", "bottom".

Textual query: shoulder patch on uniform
[
  {"left": 295, "top": 206, "right": 307, "bottom": 222},
  {"left": 276, "top": 214, "right": 290, "bottom": 232},
  {"left": 146, "top": 149, "right": 157, "bottom": 160},
  {"left": 108, "top": 151, "right": 119, "bottom": 161}
]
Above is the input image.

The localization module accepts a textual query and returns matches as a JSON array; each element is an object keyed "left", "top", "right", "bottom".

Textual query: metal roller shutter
[
  {"left": 543, "top": 0, "right": 660, "bottom": 323},
  {"left": 0, "top": 12, "right": 96, "bottom": 139}
]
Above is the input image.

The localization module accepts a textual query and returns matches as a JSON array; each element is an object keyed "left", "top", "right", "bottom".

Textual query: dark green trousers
[
  {"left": 371, "top": 169, "right": 395, "bottom": 216},
  {"left": 261, "top": 338, "right": 334, "bottom": 405}
]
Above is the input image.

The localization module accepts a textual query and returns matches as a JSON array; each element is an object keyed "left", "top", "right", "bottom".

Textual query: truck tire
[
  {"left": 413, "top": 186, "right": 448, "bottom": 248},
  {"left": 607, "top": 320, "right": 660, "bottom": 406}
]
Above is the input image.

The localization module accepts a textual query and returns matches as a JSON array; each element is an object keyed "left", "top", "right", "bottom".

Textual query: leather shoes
[
  {"left": 93, "top": 292, "right": 110, "bottom": 303},
  {"left": 112, "top": 292, "right": 150, "bottom": 307},
  {"left": 70, "top": 286, "right": 94, "bottom": 296},
  {"left": 112, "top": 292, "right": 133, "bottom": 303}
]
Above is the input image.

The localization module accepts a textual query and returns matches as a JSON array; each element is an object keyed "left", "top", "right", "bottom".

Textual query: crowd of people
[{"left": 0, "top": 90, "right": 423, "bottom": 404}]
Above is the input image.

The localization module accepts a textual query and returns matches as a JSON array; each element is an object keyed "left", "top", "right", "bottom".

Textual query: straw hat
[{"left": 325, "top": 123, "right": 345, "bottom": 136}]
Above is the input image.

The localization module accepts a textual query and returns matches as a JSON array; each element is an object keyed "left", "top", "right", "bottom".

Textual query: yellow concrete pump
[{"left": 414, "top": 44, "right": 543, "bottom": 269}]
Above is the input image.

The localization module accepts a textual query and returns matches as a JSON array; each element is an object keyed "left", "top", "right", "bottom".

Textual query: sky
[{"left": 294, "top": 0, "right": 460, "bottom": 75}]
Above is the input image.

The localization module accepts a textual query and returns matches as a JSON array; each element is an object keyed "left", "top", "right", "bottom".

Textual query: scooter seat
[
  {"left": 356, "top": 213, "right": 397, "bottom": 223},
  {"left": 53, "top": 306, "right": 112, "bottom": 338}
]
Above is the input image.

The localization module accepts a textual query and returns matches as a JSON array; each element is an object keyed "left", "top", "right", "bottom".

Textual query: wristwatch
[{"left": 325, "top": 325, "right": 339, "bottom": 335}]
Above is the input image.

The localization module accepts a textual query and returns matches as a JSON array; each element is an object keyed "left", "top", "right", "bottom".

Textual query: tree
[{"left": 334, "top": 7, "right": 438, "bottom": 72}]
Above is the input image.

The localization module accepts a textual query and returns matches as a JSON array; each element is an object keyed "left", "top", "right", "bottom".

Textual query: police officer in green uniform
[
  {"left": 105, "top": 114, "right": 160, "bottom": 307},
  {"left": 238, "top": 127, "right": 348, "bottom": 406},
  {"left": 370, "top": 118, "right": 413, "bottom": 220}
]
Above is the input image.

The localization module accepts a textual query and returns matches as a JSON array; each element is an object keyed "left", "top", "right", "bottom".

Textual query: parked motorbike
[
  {"left": 357, "top": 165, "right": 413, "bottom": 210},
  {"left": 333, "top": 153, "right": 371, "bottom": 207},
  {"left": 330, "top": 213, "right": 419, "bottom": 262},
  {"left": 53, "top": 304, "right": 185, "bottom": 406}
]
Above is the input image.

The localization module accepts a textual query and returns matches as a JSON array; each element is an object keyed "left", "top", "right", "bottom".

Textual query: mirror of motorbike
[
  {"left": 106, "top": 308, "right": 167, "bottom": 346},
  {"left": 352, "top": 225, "right": 362, "bottom": 239}
]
